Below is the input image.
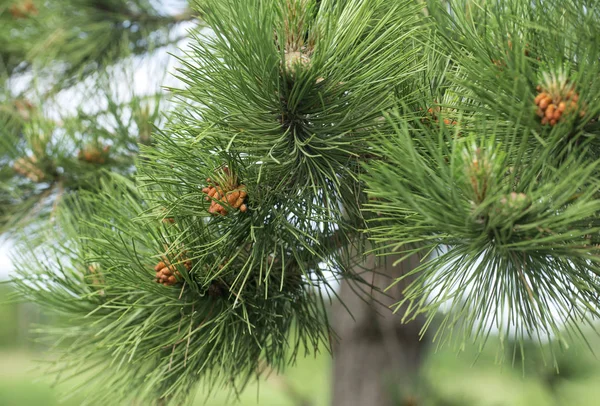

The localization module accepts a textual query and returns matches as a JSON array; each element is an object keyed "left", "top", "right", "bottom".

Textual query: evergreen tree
[
  {"left": 0, "top": 0, "right": 190, "bottom": 233},
  {"left": 4, "top": 0, "right": 600, "bottom": 405}
]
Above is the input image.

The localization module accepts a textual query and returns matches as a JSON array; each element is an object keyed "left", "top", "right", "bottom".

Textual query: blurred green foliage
[
  {"left": 3, "top": 338, "right": 600, "bottom": 406},
  {"left": 2, "top": 280, "right": 600, "bottom": 406},
  {"left": 0, "top": 284, "right": 18, "bottom": 347}
]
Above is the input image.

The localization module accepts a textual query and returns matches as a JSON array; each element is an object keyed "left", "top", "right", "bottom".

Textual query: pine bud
[
  {"left": 490, "top": 192, "right": 531, "bottom": 222},
  {"left": 535, "top": 70, "right": 585, "bottom": 127},
  {"left": 463, "top": 145, "right": 494, "bottom": 204},
  {"left": 202, "top": 168, "right": 248, "bottom": 216},
  {"left": 283, "top": 51, "right": 311, "bottom": 74}
]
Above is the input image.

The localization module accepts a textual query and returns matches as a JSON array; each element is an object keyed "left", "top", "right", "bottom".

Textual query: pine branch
[
  {"left": 10, "top": 0, "right": 429, "bottom": 403},
  {"left": 364, "top": 0, "right": 600, "bottom": 354},
  {"left": 0, "top": 77, "right": 167, "bottom": 235},
  {"left": 3, "top": 1, "right": 201, "bottom": 90},
  {"left": 11, "top": 1, "right": 600, "bottom": 405}
]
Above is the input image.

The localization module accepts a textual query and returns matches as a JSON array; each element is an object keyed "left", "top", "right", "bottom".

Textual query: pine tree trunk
[{"left": 331, "top": 252, "right": 425, "bottom": 406}]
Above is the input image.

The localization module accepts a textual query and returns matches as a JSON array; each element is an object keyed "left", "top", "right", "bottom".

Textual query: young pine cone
[
  {"left": 154, "top": 256, "right": 192, "bottom": 286},
  {"left": 202, "top": 178, "right": 248, "bottom": 216},
  {"left": 154, "top": 261, "right": 179, "bottom": 286},
  {"left": 489, "top": 192, "right": 531, "bottom": 223},
  {"left": 535, "top": 71, "right": 585, "bottom": 126}
]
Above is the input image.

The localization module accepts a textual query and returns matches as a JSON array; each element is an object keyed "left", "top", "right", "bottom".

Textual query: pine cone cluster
[
  {"left": 9, "top": 0, "right": 37, "bottom": 18},
  {"left": 154, "top": 255, "right": 192, "bottom": 286},
  {"left": 202, "top": 176, "right": 248, "bottom": 216},
  {"left": 13, "top": 155, "right": 47, "bottom": 182},
  {"left": 421, "top": 104, "right": 457, "bottom": 126},
  {"left": 535, "top": 71, "right": 585, "bottom": 126},
  {"left": 464, "top": 147, "right": 492, "bottom": 204},
  {"left": 78, "top": 145, "right": 110, "bottom": 164},
  {"left": 491, "top": 40, "right": 538, "bottom": 70}
]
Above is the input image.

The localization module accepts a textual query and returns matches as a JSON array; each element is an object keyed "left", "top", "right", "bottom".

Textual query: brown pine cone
[
  {"left": 153, "top": 253, "right": 192, "bottom": 286},
  {"left": 202, "top": 174, "right": 248, "bottom": 215},
  {"left": 154, "top": 259, "right": 180, "bottom": 286},
  {"left": 535, "top": 72, "right": 585, "bottom": 127},
  {"left": 155, "top": 263, "right": 180, "bottom": 286}
]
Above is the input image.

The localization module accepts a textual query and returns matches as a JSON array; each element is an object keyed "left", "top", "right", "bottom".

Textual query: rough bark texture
[{"left": 331, "top": 252, "right": 425, "bottom": 406}]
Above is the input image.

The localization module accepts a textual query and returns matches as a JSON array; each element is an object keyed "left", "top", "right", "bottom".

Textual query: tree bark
[{"left": 331, "top": 252, "right": 425, "bottom": 406}]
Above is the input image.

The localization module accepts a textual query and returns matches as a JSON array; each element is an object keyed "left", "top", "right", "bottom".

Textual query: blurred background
[{"left": 3, "top": 270, "right": 600, "bottom": 406}]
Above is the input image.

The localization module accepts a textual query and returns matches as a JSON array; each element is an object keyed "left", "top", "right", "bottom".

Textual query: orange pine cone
[
  {"left": 234, "top": 197, "right": 245, "bottom": 209},
  {"left": 227, "top": 191, "right": 240, "bottom": 205},
  {"left": 154, "top": 256, "right": 189, "bottom": 286},
  {"left": 10, "top": 0, "right": 37, "bottom": 18},
  {"left": 23, "top": 0, "right": 37, "bottom": 14},
  {"left": 534, "top": 83, "right": 583, "bottom": 127},
  {"left": 545, "top": 104, "right": 555, "bottom": 120},
  {"left": 201, "top": 174, "right": 248, "bottom": 216}
]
